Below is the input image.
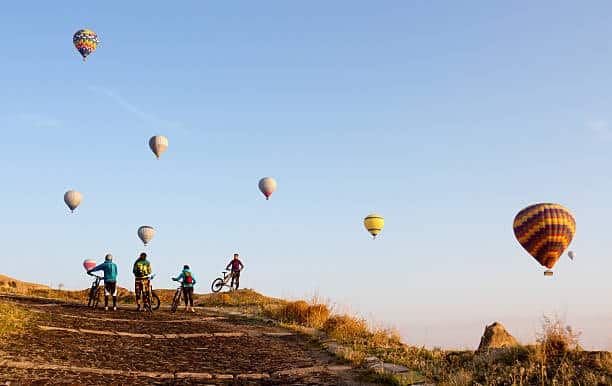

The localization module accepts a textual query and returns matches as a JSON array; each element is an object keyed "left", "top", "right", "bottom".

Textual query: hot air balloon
[
  {"left": 149, "top": 135, "right": 168, "bottom": 159},
  {"left": 513, "top": 203, "right": 576, "bottom": 276},
  {"left": 364, "top": 213, "right": 384, "bottom": 239},
  {"left": 138, "top": 226, "right": 155, "bottom": 246},
  {"left": 258, "top": 177, "right": 277, "bottom": 200},
  {"left": 568, "top": 250, "right": 576, "bottom": 260},
  {"left": 83, "top": 259, "right": 96, "bottom": 271},
  {"left": 73, "top": 29, "right": 99, "bottom": 61},
  {"left": 64, "top": 190, "right": 83, "bottom": 213}
]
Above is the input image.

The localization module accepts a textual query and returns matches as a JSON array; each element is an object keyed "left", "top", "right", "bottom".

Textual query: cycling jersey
[
  {"left": 89, "top": 261, "right": 118, "bottom": 282},
  {"left": 133, "top": 259, "right": 151, "bottom": 279}
]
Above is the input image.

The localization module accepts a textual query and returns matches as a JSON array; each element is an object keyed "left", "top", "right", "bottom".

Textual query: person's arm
[
  {"left": 239, "top": 260, "right": 244, "bottom": 271},
  {"left": 226, "top": 261, "right": 232, "bottom": 270},
  {"left": 132, "top": 263, "right": 137, "bottom": 275},
  {"left": 88, "top": 264, "right": 103, "bottom": 275},
  {"left": 192, "top": 274, "right": 197, "bottom": 284},
  {"left": 173, "top": 272, "right": 184, "bottom": 281}
]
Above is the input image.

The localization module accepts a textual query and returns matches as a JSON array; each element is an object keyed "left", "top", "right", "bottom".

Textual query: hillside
[{"left": 1, "top": 274, "right": 610, "bottom": 385}]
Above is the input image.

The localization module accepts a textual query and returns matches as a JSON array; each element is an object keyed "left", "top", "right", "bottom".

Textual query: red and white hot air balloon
[
  {"left": 83, "top": 259, "right": 96, "bottom": 271},
  {"left": 258, "top": 177, "right": 277, "bottom": 200}
]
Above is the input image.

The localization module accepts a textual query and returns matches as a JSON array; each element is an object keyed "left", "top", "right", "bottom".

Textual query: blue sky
[{"left": 0, "top": 1, "right": 610, "bottom": 349}]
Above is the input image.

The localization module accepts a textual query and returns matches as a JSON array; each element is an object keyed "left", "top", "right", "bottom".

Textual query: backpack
[{"left": 184, "top": 271, "right": 193, "bottom": 284}]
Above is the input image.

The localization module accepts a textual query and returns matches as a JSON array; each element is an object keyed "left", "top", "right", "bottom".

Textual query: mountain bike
[
  {"left": 171, "top": 280, "right": 184, "bottom": 313},
  {"left": 211, "top": 270, "right": 239, "bottom": 293},
  {"left": 87, "top": 274, "right": 103, "bottom": 309},
  {"left": 138, "top": 274, "right": 160, "bottom": 312}
]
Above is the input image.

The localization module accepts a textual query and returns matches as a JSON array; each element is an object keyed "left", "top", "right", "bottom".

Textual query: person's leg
[
  {"left": 135, "top": 281, "right": 141, "bottom": 310},
  {"left": 106, "top": 282, "right": 117, "bottom": 310},
  {"left": 182, "top": 286, "right": 189, "bottom": 310},
  {"left": 234, "top": 272, "right": 240, "bottom": 290},
  {"left": 188, "top": 287, "right": 194, "bottom": 307},
  {"left": 229, "top": 272, "right": 235, "bottom": 288}
]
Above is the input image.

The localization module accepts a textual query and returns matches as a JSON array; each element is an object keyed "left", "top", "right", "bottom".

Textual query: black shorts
[{"left": 104, "top": 281, "right": 117, "bottom": 296}]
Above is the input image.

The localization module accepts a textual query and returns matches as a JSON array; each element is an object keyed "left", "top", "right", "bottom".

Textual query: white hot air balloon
[
  {"left": 149, "top": 135, "right": 168, "bottom": 159},
  {"left": 64, "top": 190, "right": 83, "bottom": 213},
  {"left": 568, "top": 250, "right": 575, "bottom": 260},
  {"left": 138, "top": 226, "right": 155, "bottom": 246},
  {"left": 258, "top": 177, "right": 277, "bottom": 200}
]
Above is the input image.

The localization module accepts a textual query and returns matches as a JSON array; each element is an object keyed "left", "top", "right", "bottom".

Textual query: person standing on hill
[
  {"left": 88, "top": 254, "right": 118, "bottom": 311},
  {"left": 172, "top": 265, "right": 197, "bottom": 312},
  {"left": 226, "top": 253, "right": 244, "bottom": 290},
  {"left": 132, "top": 252, "right": 151, "bottom": 311}
]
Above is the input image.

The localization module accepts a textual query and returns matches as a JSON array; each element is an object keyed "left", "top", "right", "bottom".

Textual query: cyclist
[
  {"left": 225, "top": 253, "right": 244, "bottom": 290},
  {"left": 172, "top": 265, "right": 197, "bottom": 312},
  {"left": 132, "top": 252, "right": 152, "bottom": 311},
  {"left": 87, "top": 254, "right": 118, "bottom": 311}
]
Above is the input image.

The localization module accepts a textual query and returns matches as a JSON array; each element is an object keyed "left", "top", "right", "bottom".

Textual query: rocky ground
[{"left": 0, "top": 295, "right": 376, "bottom": 385}]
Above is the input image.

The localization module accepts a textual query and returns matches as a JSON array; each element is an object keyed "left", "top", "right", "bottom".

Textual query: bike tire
[
  {"left": 171, "top": 289, "right": 181, "bottom": 313},
  {"left": 143, "top": 287, "right": 152, "bottom": 312},
  {"left": 151, "top": 291, "right": 161, "bottom": 310},
  {"left": 211, "top": 278, "right": 224, "bottom": 293},
  {"left": 92, "top": 287, "right": 101, "bottom": 309},
  {"left": 87, "top": 285, "right": 96, "bottom": 308}
]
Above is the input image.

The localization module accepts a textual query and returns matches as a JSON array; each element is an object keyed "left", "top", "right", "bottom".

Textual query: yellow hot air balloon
[{"left": 364, "top": 213, "right": 384, "bottom": 239}]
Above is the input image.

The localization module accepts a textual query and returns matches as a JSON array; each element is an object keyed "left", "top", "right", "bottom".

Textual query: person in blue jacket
[
  {"left": 88, "top": 254, "right": 118, "bottom": 311},
  {"left": 172, "top": 265, "right": 196, "bottom": 312}
]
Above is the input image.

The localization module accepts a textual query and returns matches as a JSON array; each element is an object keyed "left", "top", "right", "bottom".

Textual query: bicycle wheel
[
  {"left": 211, "top": 278, "right": 224, "bottom": 293},
  {"left": 151, "top": 291, "right": 161, "bottom": 310},
  {"left": 92, "top": 287, "right": 101, "bottom": 309},
  {"left": 171, "top": 289, "right": 181, "bottom": 313},
  {"left": 142, "top": 287, "right": 152, "bottom": 312},
  {"left": 87, "top": 285, "right": 96, "bottom": 308}
]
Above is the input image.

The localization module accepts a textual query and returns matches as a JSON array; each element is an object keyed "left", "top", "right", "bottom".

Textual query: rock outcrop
[{"left": 477, "top": 322, "right": 519, "bottom": 351}]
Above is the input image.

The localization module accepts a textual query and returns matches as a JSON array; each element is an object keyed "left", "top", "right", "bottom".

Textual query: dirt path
[{"left": 0, "top": 296, "right": 375, "bottom": 385}]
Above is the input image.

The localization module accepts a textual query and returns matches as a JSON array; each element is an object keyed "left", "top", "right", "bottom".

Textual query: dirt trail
[{"left": 0, "top": 296, "right": 375, "bottom": 385}]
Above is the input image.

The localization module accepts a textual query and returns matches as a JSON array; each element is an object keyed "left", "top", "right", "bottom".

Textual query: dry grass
[{"left": 0, "top": 301, "right": 31, "bottom": 337}]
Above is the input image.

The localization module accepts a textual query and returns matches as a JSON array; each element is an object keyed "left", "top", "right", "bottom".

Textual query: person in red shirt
[{"left": 225, "top": 253, "right": 244, "bottom": 290}]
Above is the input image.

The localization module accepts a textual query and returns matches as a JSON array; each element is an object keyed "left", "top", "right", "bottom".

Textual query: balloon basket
[{"left": 544, "top": 270, "right": 553, "bottom": 276}]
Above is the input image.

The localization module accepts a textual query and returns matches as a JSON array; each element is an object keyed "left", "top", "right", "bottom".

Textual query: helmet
[{"left": 105, "top": 254, "right": 113, "bottom": 261}]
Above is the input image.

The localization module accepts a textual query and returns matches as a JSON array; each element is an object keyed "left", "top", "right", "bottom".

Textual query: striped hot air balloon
[
  {"left": 64, "top": 190, "right": 83, "bottom": 213},
  {"left": 138, "top": 226, "right": 155, "bottom": 246},
  {"left": 513, "top": 203, "right": 576, "bottom": 276},
  {"left": 149, "top": 135, "right": 168, "bottom": 159},
  {"left": 364, "top": 213, "right": 384, "bottom": 239}
]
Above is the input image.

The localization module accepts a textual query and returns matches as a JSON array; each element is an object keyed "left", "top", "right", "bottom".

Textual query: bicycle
[
  {"left": 171, "top": 279, "right": 184, "bottom": 313},
  {"left": 137, "top": 274, "right": 160, "bottom": 312},
  {"left": 211, "top": 270, "right": 240, "bottom": 293},
  {"left": 87, "top": 273, "right": 103, "bottom": 309}
]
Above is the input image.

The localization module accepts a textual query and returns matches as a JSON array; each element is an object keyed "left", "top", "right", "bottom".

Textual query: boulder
[{"left": 477, "top": 322, "right": 519, "bottom": 352}]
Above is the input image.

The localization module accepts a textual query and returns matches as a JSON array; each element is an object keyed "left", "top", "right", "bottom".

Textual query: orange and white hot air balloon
[
  {"left": 149, "top": 135, "right": 168, "bottom": 159},
  {"left": 258, "top": 177, "right": 277, "bottom": 200}
]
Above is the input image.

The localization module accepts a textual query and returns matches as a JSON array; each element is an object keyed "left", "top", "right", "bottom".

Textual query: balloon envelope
[
  {"left": 149, "top": 135, "right": 168, "bottom": 159},
  {"left": 568, "top": 250, "right": 576, "bottom": 260},
  {"left": 138, "top": 226, "right": 155, "bottom": 245},
  {"left": 513, "top": 203, "right": 576, "bottom": 270},
  {"left": 83, "top": 259, "right": 96, "bottom": 271},
  {"left": 364, "top": 213, "right": 384, "bottom": 239},
  {"left": 258, "top": 177, "right": 277, "bottom": 200},
  {"left": 64, "top": 190, "right": 82, "bottom": 212},
  {"left": 73, "top": 29, "right": 99, "bottom": 61}
]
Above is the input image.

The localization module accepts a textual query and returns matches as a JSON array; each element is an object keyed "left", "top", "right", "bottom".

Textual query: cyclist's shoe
[
  {"left": 113, "top": 306, "right": 117, "bottom": 311},
  {"left": 191, "top": 308, "right": 196, "bottom": 313},
  {"left": 136, "top": 305, "right": 141, "bottom": 312},
  {"left": 104, "top": 306, "right": 108, "bottom": 311}
]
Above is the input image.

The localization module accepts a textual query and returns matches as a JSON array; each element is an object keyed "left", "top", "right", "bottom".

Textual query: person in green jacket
[
  {"left": 88, "top": 254, "right": 118, "bottom": 311},
  {"left": 173, "top": 265, "right": 196, "bottom": 312},
  {"left": 132, "top": 252, "right": 152, "bottom": 311}
]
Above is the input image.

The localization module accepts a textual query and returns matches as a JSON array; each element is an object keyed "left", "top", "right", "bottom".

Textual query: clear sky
[{"left": 0, "top": 1, "right": 610, "bottom": 350}]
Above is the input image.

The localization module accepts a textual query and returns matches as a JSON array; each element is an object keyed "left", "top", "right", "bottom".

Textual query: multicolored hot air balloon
[
  {"left": 64, "top": 190, "right": 83, "bottom": 213},
  {"left": 258, "top": 177, "right": 277, "bottom": 200},
  {"left": 149, "top": 135, "right": 168, "bottom": 159},
  {"left": 73, "top": 29, "right": 99, "bottom": 61},
  {"left": 83, "top": 259, "right": 96, "bottom": 271},
  {"left": 513, "top": 203, "right": 576, "bottom": 276},
  {"left": 138, "top": 226, "right": 155, "bottom": 246},
  {"left": 364, "top": 213, "right": 384, "bottom": 239}
]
